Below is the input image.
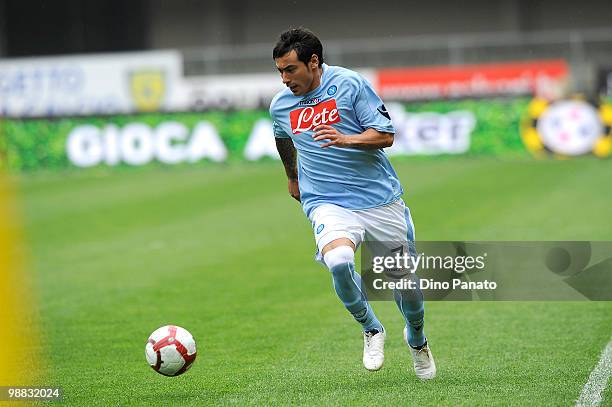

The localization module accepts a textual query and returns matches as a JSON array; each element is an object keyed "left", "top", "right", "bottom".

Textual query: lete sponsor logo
[{"left": 290, "top": 99, "right": 341, "bottom": 134}]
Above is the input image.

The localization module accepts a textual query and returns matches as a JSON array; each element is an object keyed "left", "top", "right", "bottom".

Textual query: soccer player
[{"left": 269, "top": 28, "right": 436, "bottom": 379}]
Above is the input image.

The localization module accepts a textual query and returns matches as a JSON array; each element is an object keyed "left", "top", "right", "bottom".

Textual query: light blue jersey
[{"left": 269, "top": 64, "right": 403, "bottom": 217}]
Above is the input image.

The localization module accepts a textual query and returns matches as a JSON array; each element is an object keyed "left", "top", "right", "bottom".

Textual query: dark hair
[{"left": 273, "top": 28, "right": 324, "bottom": 67}]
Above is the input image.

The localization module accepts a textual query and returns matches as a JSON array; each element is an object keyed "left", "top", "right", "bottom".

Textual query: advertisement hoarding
[
  {"left": 375, "top": 60, "right": 569, "bottom": 102},
  {"left": 0, "top": 51, "right": 186, "bottom": 118},
  {"left": 0, "top": 98, "right": 533, "bottom": 171},
  {"left": 0, "top": 53, "right": 571, "bottom": 118}
]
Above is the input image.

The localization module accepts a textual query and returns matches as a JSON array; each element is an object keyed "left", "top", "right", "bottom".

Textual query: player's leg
[
  {"left": 321, "top": 239, "right": 383, "bottom": 334},
  {"left": 310, "top": 204, "right": 385, "bottom": 371},
  {"left": 394, "top": 202, "right": 436, "bottom": 379},
  {"left": 356, "top": 200, "right": 426, "bottom": 345},
  {"left": 356, "top": 199, "right": 436, "bottom": 379},
  {"left": 395, "top": 206, "right": 426, "bottom": 349}
]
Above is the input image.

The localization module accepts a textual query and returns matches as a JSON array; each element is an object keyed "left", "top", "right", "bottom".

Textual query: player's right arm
[
  {"left": 275, "top": 137, "right": 300, "bottom": 202},
  {"left": 270, "top": 99, "right": 301, "bottom": 202}
]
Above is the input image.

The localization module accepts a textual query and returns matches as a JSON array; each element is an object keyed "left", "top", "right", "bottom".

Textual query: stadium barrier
[
  {"left": 1, "top": 52, "right": 569, "bottom": 119},
  {"left": 2, "top": 97, "right": 610, "bottom": 171},
  {"left": 0, "top": 98, "right": 527, "bottom": 171}
]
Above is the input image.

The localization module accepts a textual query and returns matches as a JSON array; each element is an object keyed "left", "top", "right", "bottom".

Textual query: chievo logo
[{"left": 290, "top": 99, "right": 341, "bottom": 134}]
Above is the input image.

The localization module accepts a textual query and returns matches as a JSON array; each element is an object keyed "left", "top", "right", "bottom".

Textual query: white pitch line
[{"left": 576, "top": 335, "right": 612, "bottom": 407}]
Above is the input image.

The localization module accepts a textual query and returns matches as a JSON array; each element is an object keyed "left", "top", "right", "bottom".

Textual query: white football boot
[
  {"left": 363, "top": 330, "right": 385, "bottom": 371},
  {"left": 403, "top": 327, "right": 436, "bottom": 380}
]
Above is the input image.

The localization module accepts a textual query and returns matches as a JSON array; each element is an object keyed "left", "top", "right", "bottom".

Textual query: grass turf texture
[{"left": 15, "top": 157, "right": 612, "bottom": 406}]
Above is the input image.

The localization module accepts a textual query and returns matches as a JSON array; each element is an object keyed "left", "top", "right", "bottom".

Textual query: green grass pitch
[{"left": 16, "top": 157, "right": 612, "bottom": 406}]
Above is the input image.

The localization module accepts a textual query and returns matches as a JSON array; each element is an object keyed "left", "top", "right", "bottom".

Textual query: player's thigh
[
  {"left": 309, "top": 204, "right": 365, "bottom": 259},
  {"left": 356, "top": 199, "right": 414, "bottom": 241},
  {"left": 357, "top": 199, "right": 416, "bottom": 256}
]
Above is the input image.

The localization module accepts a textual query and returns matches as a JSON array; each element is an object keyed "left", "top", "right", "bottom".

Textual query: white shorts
[{"left": 309, "top": 199, "right": 416, "bottom": 265}]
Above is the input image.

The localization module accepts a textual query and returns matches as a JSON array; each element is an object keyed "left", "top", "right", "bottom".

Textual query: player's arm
[
  {"left": 275, "top": 137, "right": 301, "bottom": 202},
  {"left": 270, "top": 103, "right": 301, "bottom": 202},
  {"left": 313, "top": 75, "right": 395, "bottom": 149},
  {"left": 312, "top": 126, "right": 393, "bottom": 149}
]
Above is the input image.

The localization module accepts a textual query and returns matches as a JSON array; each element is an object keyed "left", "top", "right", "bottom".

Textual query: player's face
[{"left": 275, "top": 50, "right": 320, "bottom": 96}]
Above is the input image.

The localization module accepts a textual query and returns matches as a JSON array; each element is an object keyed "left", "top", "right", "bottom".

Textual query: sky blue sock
[
  {"left": 329, "top": 262, "right": 383, "bottom": 332},
  {"left": 393, "top": 286, "right": 426, "bottom": 347}
]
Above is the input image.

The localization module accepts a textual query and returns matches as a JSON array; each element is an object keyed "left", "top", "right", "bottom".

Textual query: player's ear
[{"left": 310, "top": 54, "right": 319, "bottom": 69}]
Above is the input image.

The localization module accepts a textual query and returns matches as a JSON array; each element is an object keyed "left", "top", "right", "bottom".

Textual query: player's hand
[
  {"left": 312, "top": 125, "right": 351, "bottom": 148},
  {"left": 288, "top": 178, "right": 301, "bottom": 202}
]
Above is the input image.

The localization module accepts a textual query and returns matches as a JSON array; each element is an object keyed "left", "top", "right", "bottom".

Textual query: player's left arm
[
  {"left": 313, "top": 75, "right": 395, "bottom": 149},
  {"left": 312, "top": 126, "right": 393, "bottom": 149}
]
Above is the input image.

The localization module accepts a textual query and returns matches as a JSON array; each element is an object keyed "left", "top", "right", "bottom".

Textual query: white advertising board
[{"left": 0, "top": 51, "right": 186, "bottom": 117}]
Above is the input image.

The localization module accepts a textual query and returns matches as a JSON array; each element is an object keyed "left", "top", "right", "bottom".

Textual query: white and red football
[{"left": 145, "top": 325, "right": 197, "bottom": 376}]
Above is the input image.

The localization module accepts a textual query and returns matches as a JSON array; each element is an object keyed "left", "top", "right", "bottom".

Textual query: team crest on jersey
[
  {"left": 327, "top": 85, "right": 337, "bottom": 96},
  {"left": 290, "top": 99, "right": 341, "bottom": 134}
]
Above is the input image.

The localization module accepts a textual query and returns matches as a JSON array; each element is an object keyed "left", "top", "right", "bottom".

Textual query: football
[{"left": 145, "top": 325, "right": 197, "bottom": 376}]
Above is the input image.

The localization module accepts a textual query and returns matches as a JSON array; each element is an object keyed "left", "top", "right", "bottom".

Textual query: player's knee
[
  {"left": 324, "top": 246, "right": 355, "bottom": 270},
  {"left": 394, "top": 287, "right": 424, "bottom": 303},
  {"left": 321, "top": 238, "right": 355, "bottom": 256}
]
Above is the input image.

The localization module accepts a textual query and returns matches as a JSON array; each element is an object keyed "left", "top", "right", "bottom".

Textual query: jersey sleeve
[
  {"left": 269, "top": 103, "right": 291, "bottom": 139},
  {"left": 352, "top": 76, "right": 395, "bottom": 134},
  {"left": 272, "top": 120, "right": 291, "bottom": 139}
]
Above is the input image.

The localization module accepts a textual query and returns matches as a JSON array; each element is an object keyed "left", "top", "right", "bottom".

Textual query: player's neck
[{"left": 304, "top": 66, "right": 324, "bottom": 94}]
